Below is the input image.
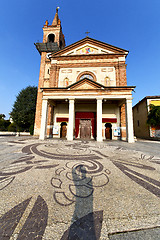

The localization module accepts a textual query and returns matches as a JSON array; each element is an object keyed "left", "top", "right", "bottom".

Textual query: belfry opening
[{"left": 48, "top": 34, "right": 55, "bottom": 43}]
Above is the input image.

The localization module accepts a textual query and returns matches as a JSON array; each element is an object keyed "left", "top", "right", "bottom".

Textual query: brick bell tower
[{"left": 34, "top": 8, "right": 65, "bottom": 136}]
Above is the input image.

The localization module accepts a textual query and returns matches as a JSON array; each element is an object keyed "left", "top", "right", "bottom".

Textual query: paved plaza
[{"left": 0, "top": 136, "right": 160, "bottom": 239}]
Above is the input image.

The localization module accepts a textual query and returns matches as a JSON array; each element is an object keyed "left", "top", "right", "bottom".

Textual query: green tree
[
  {"left": 0, "top": 114, "right": 11, "bottom": 131},
  {"left": 10, "top": 86, "right": 37, "bottom": 131},
  {"left": 8, "top": 123, "right": 17, "bottom": 132},
  {"left": 0, "top": 114, "right": 5, "bottom": 120},
  {"left": 147, "top": 104, "right": 160, "bottom": 127}
]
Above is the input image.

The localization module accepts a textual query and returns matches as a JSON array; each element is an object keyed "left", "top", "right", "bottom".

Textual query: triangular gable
[
  {"left": 68, "top": 78, "right": 105, "bottom": 90},
  {"left": 51, "top": 37, "right": 129, "bottom": 57},
  {"left": 63, "top": 43, "right": 115, "bottom": 56}
]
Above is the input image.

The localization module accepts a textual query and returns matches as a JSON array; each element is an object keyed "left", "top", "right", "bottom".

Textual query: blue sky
[{"left": 0, "top": 0, "right": 160, "bottom": 119}]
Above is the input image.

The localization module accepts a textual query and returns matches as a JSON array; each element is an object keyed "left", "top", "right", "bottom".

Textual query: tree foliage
[
  {"left": 147, "top": 104, "right": 160, "bottom": 127},
  {"left": 0, "top": 114, "right": 5, "bottom": 120},
  {"left": 10, "top": 86, "right": 37, "bottom": 131},
  {"left": 8, "top": 123, "right": 17, "bottom": 132},
  {"left": 0, "top": 114, "right": 11, "bottom": 131}
]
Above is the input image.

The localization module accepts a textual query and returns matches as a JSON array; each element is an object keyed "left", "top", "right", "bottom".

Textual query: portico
[{"left": 39, "top": 82, "right": 135, "bottom": 143}]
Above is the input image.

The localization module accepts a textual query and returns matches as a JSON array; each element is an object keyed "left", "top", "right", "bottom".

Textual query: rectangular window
[{"left": 137, "top": 120, "right": 140, "bottom": 127}]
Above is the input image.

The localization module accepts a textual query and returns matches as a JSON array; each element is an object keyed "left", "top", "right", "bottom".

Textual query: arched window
[
  {"left": 77, "top": 71, "right": 96, "bottom": 82},
  {"left": 48, "top": 34, "right": 55, "bottom": 43},
  {"left": 105, "top": 76, "right": 110, "bottom": 86},
  {"left": 64, "top": 77, "right": 69, "bottom": 87},
  {"left": 80, "top": 74, "right": 94, "bottom": 81}
]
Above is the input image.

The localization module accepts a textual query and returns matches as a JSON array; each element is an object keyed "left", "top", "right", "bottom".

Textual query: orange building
[{"left": 34, "top": 9, "right": 135, "bottom": 142}]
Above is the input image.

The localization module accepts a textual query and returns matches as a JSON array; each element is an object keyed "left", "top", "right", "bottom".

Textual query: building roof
[
  {"left": 133, "top": 96, "right": 160, "bottom": 108},
  {"left": 50, "top": 36, "right": 129, "bottom": 57},
  {"left": 34, "top": 42, "right": 60, "bottom": 54}
]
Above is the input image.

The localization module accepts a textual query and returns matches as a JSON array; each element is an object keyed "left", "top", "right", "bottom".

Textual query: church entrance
[
  {"left": 60, "top": 122, "right": 67, "bottom": 138},
  {"left": 105, "top": 123, "right": 112, "bottom": 140},
  {"left": 80, "top": 119, "right": 91, "bottom": 139},
  {"left": 75, "top": 112, "right": 96, "bottom": 139}
]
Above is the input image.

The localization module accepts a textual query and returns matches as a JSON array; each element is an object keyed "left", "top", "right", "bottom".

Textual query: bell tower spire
[
  {"left": 34, "top": 7, "right": 65, "bottom": 136},
  {"left": 35, "top": 7, "right": 65, "bottom": 54},
  {"left": 43, "top": 7, "right": 65, "bottom": 49},
  {"left": 52, "top": 7, "right": 60, "bottom": 26}
]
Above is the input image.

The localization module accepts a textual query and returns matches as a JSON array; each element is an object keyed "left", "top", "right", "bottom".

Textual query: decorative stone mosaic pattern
[{"left": 0, "top": 137, "right": 160, "bottom": 239}]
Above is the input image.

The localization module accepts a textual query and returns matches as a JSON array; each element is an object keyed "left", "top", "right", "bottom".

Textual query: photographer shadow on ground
[{"left": 61, "top": 164, "right": 103, "bottom": 240}]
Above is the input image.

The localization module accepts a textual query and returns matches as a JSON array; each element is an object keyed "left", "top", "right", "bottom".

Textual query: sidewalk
[{"left": 0, "top": 137, "right": 160, "bottom": 239}]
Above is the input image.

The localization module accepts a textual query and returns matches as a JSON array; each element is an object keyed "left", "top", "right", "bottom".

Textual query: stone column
[
  {"left": 39, "top": 99, "right": 48, "bottom": 140},
  {"left": 97, "top": 98, "right": 103, "bottom": 142},
  {"left": 67, "top": 99, "right": 75, "bottom": 141},
  {"left": 125, "top": 99, "right": 134, "bottom": 143}
]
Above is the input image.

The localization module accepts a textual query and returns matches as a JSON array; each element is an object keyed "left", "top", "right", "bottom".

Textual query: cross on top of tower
[{"left": 85, "top": 31, "right": 90, "bottom": 37}]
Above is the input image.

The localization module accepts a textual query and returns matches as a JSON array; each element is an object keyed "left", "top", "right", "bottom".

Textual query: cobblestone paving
[{"left": 0, "top": 137, "right": 160, "bottom": 239}]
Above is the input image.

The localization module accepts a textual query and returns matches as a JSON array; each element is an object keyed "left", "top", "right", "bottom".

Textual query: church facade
[{"left": 34, "top": 9, "right": 135, "bottom": 143}]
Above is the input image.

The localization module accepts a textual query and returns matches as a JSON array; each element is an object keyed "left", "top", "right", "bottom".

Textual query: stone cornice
[
  {"left": 40, "top": 86, "right": 136, "bottom": 91},
  {"left": 51, "top": 53, "right": 126, "bottom": 61}
]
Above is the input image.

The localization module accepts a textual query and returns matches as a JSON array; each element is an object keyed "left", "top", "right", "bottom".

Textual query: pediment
[
  {"left": 51, "top": 37, "right": 128, "bottom": 57},
  {"left": 69, "top": 78, "right": 104, "bottom": 90},
  {"left": 63, "top": 43, "right": 115, "bottom": 56}
]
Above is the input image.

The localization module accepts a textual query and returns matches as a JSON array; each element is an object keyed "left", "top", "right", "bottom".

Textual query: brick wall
[
  {"left": 120, "top": 103, "right": 127, "bottom": 140},
  {"left": 34, "top": 52, "right": 46, "bottom": 136}
]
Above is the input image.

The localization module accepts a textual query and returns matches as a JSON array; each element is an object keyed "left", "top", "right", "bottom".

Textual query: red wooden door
[{"left": 105, "top": 127, "right": 111, "bottom": 139}]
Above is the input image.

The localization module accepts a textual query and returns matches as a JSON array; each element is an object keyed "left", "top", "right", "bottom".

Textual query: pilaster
[
  {"left": 55, "top": 66, "right": 60, "bottom": 87},
  {"left": 50, "top": 65, "right": 57, "bottom": 87},
  {"left": 115, "top": 65, "right": 119, "bottom": 86},
  {"left": 119, "top": 63, "right": 127, "bottom": 86},
  {"left": 120, "top": 103, "right": 127, "bottom": 140}
]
